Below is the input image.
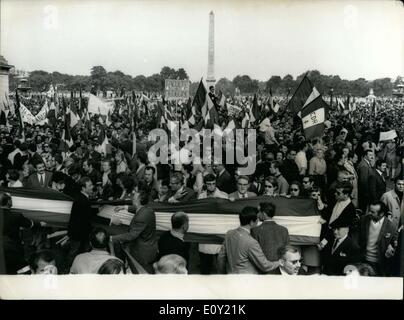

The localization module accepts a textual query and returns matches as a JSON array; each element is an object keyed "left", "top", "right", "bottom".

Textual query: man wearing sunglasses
[{"left": 269, "top": 245, "right": 306, "bottom": 275}]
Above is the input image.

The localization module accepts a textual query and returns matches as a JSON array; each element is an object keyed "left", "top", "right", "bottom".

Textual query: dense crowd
[{"left": 1, "top": 88, "right": 403, "bottom": 277}]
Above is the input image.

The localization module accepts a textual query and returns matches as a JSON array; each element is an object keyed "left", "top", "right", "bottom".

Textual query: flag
[
  {"left": 192, "top": 79, "right": 207, "bottom": 114},
  {"left": 1, "top": 187, "right": 321, "bottom": 245},
  {"left": 287, "top": 74, "right": 320, "bottom": 115},
  {"left": 301, "top": 95, "right": 328, "bottom": 140},
  {"left": 59, "top": 112, "right": 73, "bottom": 152},
  {"left": 47, "top": 100, "right": 57, "bottom": 126},
  {"left": 34, "top": 101, "right": 49, "bottom": 126},
  {"left": 337, "top": 97, "right": 346, "bottom": 113},
  {"left": 250, "top": 94, "right": 260, "bottom": 123},
  {"left": 269, "top": 87, "right": 274, "bottom": 111},
  {"left": 241, "top": 110, "right": 250, "bottom": 128},
  {"left": 204, "top": 94, "right": 219, "bottom": 128},
  {"left": 272, "top": 102, "right": 280, "bottom": 113},
  {"left": 258, "top": 117, "right": 271, "bottom": 132},
  {"left": 69, "top": 103, "right": 80, "bottom": 128},
  {"left": 379, "top": 130, "right": 397, "bottom": 142},
  {"left": 88, "top": 94, "right": 114, "bottom": 115},
  {"left": 217, "top": 90, "right": 226, "bottom": 108}
]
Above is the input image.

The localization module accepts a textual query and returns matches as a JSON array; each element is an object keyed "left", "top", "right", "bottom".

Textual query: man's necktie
[
  {"left": 40, "top": 174, "right": 44, "bottom": 187},
  {"left": 332, "top": 239, "right": 339, "bottom": 253}
]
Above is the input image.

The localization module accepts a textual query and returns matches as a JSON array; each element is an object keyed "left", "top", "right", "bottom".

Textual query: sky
[{"left": 1, "top": 0, "right": 403, "bottom": 82}]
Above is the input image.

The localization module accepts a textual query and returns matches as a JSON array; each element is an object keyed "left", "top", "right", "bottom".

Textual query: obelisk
[{"left": 206, "top": 11, "right": 216, "bottom": 89}]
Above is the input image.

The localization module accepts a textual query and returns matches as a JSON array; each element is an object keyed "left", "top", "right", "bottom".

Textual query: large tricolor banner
[{"left": 1, "top": 188, "right": 321, "bottom": 245}]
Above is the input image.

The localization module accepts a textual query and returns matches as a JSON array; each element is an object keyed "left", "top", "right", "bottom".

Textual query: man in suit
[
  {"left": 213, "top": 163, "right": 234, "bottom": 194},
  {"left": 141, "top": 165, "right": 159, "bottom": 201},
  {"left": 82, "top": 158, "right": 101, "bottom": 185},
  {"left": 228, "top": 176, "right": 257, "bottom": 200},
  {"left": 217, "top": 206, "right": 280, "bottom": 274},
  {"left": 321, "top": 181, "right": 356, "bottom": 241},
  {"left": 369, "top": 159, "right": 387, "bottom": 203},
  {"left": 24, "top": 162, "right": 53, "bottom": 189},
  {"left": 380, "top": 177, "right": 404, "bottom": 231},
  {"left": 111, "top": 190, "right": 158, "bottom": 274},
  {"left": 268, "top": 245, "right": 306, "bottom": 275},
  {"left": 357, "top": 149, "right": 375, "bottom": 212},
  {"left": 67, "top": 177, "right": 99, "bottom": 268},
  {"left": 321, "top": 217, "right": 360, "bottom": 275},
  {"left": 167, "top": 172, "right": 196, "bottom": 203},
  {"left": 251, "top": 202, "right": 289, "bottom": 261},
  {"left": 157, "top": 212, "right": 190, "bottom": 264},
  {"left": 281, "top": 149, "right": 300, "bottom": 184},
  {"left": 358, "top": 201, "right": 398, "bottom": 276}
]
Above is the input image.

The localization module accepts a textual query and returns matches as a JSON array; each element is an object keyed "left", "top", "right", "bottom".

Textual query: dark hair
[
  {"left": 270, "top": 160, "right": 281, "bottom": 171},
  {"left": 204, "top": 173, "right": 216, "bottom": 183},
  {"left": 375, "top": 159, "right": 386, "bottom": 168},
  {"left": 161, "top": 179, "right": 170, "bottom": 188},
  {"left": 28, "top": 143, "right": 37, "bottom": 153},
  {"left": 54, "top": 154, "right": 63, "bottom": 165},
  {"left": 7, "top": 169, "right": 20, "bottom": 181},
  {"left": 98, "top": 259, "right": 125, "bottom": 274},
  {"left": 29, "top": 250, "right": 55, "bottom": 272},
  {"left": 302, "top": 175, "right": 314, "bottom": 183},
  {"left": 20, "top": 143, "right": 28, "bottom": 152},
  {"left": 0, "top": 192, "right": 12, "bottom": 207},
  {"left": 89, "top": 228, "right": 109, "bottom": 249},
  {"left": 79, "top": 176, "right": 92, "bottom": 190},
  {"left": 239, "top": 206, "right": 258, "bottom": 226},
  {"left": 369, "top": 201, "right": 388, "bottom": 216},
  {"left": 171, "top": 211, "right": 189, "bottom": 229},
  {"left": 264, "top": 176, "right": 278, "bottom": 188},
  {"left": 277, "top": 245, "right": 300, "bottom": 260},
  {"left": 137, "top": 189, "right": 150, "bottom": 205},
  {"left": 144, "top": 165, "right": 156, "bottom": 175},
  {"left": 52, "top": 171, "right": 66, "bottom": 184},
  {"left": 394, "top": 176, "right": 404, "bottom": 184},
  {"left": 120, "top": 175, "right": 135, "bottom": 193},
  {"left": 68, "top": 165, "right": 81, "bottom": 177},
  {"left": 290, "top": 181, "right": 302, "bottom": 193},
  {"left": 335, "top": 181, "right": 353, "bottom": 195},
  {"left": 137, "top": 151, "right": 148, "bottom": 164},
  {"left": 259, "top": 202, "right": 276, "bottom": 218}
]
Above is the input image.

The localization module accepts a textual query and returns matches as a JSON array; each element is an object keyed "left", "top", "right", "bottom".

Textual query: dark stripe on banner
[
  {"left": 149, "top": 196, "right": 318, "bottom": 217},
  {"left": 11, "top": 209, "right": 70, "bottom": 226},
  {"left": 0, "top": 187, "right": 73, "bottom": 202},
  {"left": 290, "top": 235, "right": 319, "bottom": 245}
]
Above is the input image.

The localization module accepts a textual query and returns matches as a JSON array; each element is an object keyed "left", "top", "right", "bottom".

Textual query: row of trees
[{"left": 10, "top": 66, "right": 402, "bottom": 97}]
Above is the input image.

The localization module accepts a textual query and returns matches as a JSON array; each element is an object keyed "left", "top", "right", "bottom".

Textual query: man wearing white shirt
[{"left": 358, "top": 201, "right": 398, "bottom": 276}]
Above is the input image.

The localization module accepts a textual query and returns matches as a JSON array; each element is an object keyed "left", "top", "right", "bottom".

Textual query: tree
[
  {"left": 90, "top": 66, "right": 107, "bottom": 91},
  {"left": 215, "top": 77, "right": 235, "bottom": 96},
  {"left": 280, "top": 74, "right": 295, "bottom": 94},
  {"left": 232, "top": 75, "right": 258, "bottom": 94},
  {"left": 28, "top": 70, "right": 52, "bottom": 92},
  {"left": 176, "top": 68, "right": 188, "bottom": 80},
  {"left": 372, "top": 78, "right": 393, "bottom": 96},
  {"left": 265, "top": 75, "right": 282, "bottom": 93}
]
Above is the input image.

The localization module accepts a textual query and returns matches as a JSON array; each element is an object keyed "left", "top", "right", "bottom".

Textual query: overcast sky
[{"left": 1, "top": 0, "right": 403, "bottom": 82}]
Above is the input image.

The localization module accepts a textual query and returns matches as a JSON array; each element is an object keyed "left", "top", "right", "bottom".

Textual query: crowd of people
[{"left": 1, "top": 86, "right": 403, "bottom": 277}]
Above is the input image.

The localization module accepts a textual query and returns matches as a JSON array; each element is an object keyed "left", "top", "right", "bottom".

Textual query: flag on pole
[
  {"left": 192, "top": 79, "right": 207, "bottom": 115},
  {"left": 250, "top": 94, "right": 260, "bottom": 123},
  {"left": 59, "top": 112, "right": 73, "bottom": 152},
  {"left": 287, "top": 74, "right": 320, "bottom": 115},
  {"left": 204, "top": 93, "right": 219, "bottom": 128},
  {"left": 301, "top": 95, "right": 328, "bottom": 140},
  {"left": 241, "top": 110, "right": 250, "bottom": 128}
]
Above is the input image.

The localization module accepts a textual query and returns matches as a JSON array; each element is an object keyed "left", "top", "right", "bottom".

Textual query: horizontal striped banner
[{"left": 1, "top": 188, "right": 321, "bottom": 245}]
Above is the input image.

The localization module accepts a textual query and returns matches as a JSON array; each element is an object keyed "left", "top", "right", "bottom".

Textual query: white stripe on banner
[
  {"left": 272, "top": 216, "right": 322, "bottom": 237},
  {"left": 12, "top": 196, "right": 73, "bottom": 215},
  {"left": 98, "top": 206, "right": 321, "bottom": 238}
]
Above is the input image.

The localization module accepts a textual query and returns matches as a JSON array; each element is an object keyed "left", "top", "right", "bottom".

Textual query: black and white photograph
[{"left": 0, "top": 0, "right": 403, "bottom": 302}]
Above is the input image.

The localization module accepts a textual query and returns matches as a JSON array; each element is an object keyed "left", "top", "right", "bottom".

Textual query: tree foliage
[{"left": 22, "top": 66, "right": 398, "bottom": 97}]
